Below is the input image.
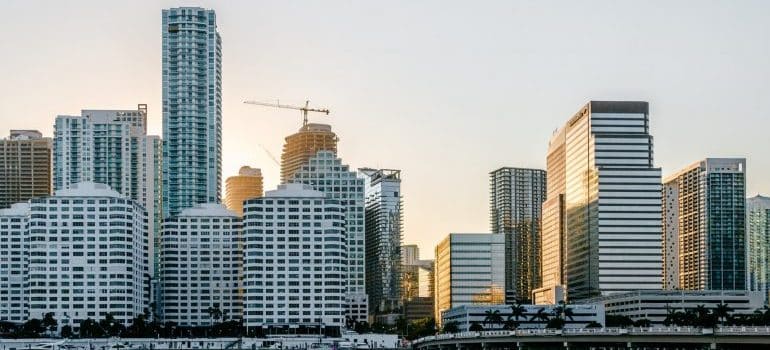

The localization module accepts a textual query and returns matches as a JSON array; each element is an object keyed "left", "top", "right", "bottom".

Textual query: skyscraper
[
  {"left": 290, "top": 151, "right": 368, "bottom": 322},
  {"left": 539, "top": 101, "right": 662, "bottom": 301},
  {"left": 162, "top": 7, "right": 222, "bottom": 217},
  {"left": 53, "top": 106, "right": 162, "bottom": 278},
  {"left": 161, "top": 203, "right": 242, "bottom": 326},
  {"left": 747, "top": 195, "right": 770, "bottom": 301},
  {"left": 0, "top": 130, "right": 51, "bottom": 209},
  {"left": 434, "top": 233, "right": 504, "bottom": 326},
  {"left": 360, "top": 168, "right": 403, "bottom": 316},
  {"left": 280, "top": 123, "right": 337, "bottom": 183},
  {"left": 0, "top": 202, "right": 30, "bottom": 323},
  {"left": 225, "top": 166, "right": 264, "bottom": 216},
  {"left": 662, "top": 158, "right": 746, "bottom": 291},
  {"left": 242, "top": 184, "right": 347, "bottom": 336},
  {"left": 489, "top": 167, "right": 546, "bottom": 303}
]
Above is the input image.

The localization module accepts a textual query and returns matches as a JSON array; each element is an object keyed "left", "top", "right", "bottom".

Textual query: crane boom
[{"left": 243, "top": 100, "right": 330, "bottom": 126}]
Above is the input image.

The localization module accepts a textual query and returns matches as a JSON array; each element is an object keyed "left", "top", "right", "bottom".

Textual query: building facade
[
  {"left": 747, "top": 195, "right": 770, "bottom": 302},
  {"left": 434, "top": 233, "right": 505, "bottom": 326},
  {"left": 53, "top": 106, "right": 162, "bottom": 280},
  {"left": 360, "top": 168, "right": 403, "bottom": 316},
  {"left": 585, "top": 290, "right": 764, "bottom": 325},
  {"left": 289, "top": 151, "right": 368, "bottom": 322},
  {"left": 0, "top": 130, "right": 52, "bottom": 209},
  {"left": 280, "top": 124, "right": 337, "bottom": 184},
  {"left": 489, "top": 167, "right": 546, "bottom": 303},
  {"left": 26, "top": 182, "right": 149, "bottom": 330},
  {"left": 225, "top": 166, "right": 264, "bottom": 216},
  {"left": 662, "top": 158, "right": 746, "bottom": 291},
  {"left": 162, "top": 7, "right": 222, "bottom": 217},
  {"left": 0, "top": 203, "right": 30, "bottom": 323},
  {"left": 160, "top": 203, "right": 242, "bottom": 326},
  {"left": 242, "top": 184, "right": 346, "bottom": 336},
  {"left": 539, "top": 101, "right": 663, "bottom": 302}
]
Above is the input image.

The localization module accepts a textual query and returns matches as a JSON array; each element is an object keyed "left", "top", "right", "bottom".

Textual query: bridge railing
[{"left": 715, "top": 326, "right": 770, "bottom": 335}]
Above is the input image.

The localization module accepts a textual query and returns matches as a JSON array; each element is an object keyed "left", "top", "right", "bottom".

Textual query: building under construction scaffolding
[
  {"left": 361, "top": 168, "right": 404, "bottom": 317},
  {"left": 280, "top": 123, "right": 338, "bottom": 183}
]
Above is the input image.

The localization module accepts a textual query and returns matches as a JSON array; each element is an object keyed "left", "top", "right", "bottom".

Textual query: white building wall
[
  {"left": 160, "top": 203, "right": 242, "bottom": 326},
  {"left": 0, "top": 203, "right": 30, "bottom": 323}
]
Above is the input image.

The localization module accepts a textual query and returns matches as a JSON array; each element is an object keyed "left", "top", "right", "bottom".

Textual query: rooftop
[
  {"left": 54, "top": 182, "right": 123, "bottom": 198},
  {"left": 178, "top": 203, "right": 237, "bottom": 217}
]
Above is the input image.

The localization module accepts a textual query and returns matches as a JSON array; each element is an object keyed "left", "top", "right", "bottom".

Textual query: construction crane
[{"left": 243, "top": 99, "right": 330, "bottom": 126}]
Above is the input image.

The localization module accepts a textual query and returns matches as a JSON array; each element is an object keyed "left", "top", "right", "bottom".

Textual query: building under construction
[
  {"left": 225, "top": 165, "right": 263, "bottom": 216},
  {"left": 280, "top": 123, "right": 338, "bottom": 183}
]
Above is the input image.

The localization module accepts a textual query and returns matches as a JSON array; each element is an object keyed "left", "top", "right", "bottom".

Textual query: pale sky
[{"left": 1, "top": 1, "right": 768, "bottom": 259}]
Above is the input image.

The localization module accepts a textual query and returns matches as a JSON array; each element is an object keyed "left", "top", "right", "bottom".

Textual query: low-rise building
[
  {"left": 584, "top": 290, "right": 765, "bottom": 325},
  {"left": 442, "top": 303, "right": 604, "bottom": 331}
]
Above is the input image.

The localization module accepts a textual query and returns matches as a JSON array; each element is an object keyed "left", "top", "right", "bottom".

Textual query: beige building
[
  {"left": 0, "top": 130, "right": 52, "bottom": 208},
  {"left": 280, "top": 123, "right": 337, "bottom": 183},
  {"left": 224, "top": 166, "right": 263, "bottom": 216}
]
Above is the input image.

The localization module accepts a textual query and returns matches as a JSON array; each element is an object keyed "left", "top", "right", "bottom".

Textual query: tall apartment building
[
  {"left": 280, "top": 124, "right": 337, "bottom": 183},
  {"left": 162, "top": 7, "right": 222, "bottom": 217},
  {"left": 401, "top": 244, "right": 420, "bottom": 266},
  {"left": 289, "top": 151, "right": 368, "bottom": 322},
  {"left": 489, "top": 167, "right": 546, "bottom": 303},
  {"left": 434, "top": 233, "right": 504, "bottom": 326},
  {"left": 538, "top": 101, "right": 663, "bottom": 302},
  {"left": 747, "top": 195, "right": 770, "bottom": 301},
  {"left": 53, "top": 106, "right": 162, "bottom": 279},
  {"left": 360, "top": 168, "right": 403, "bottom": 315},
  {"left": 242, "top": 184, "right": 347, "bottom": 336},
  {"left": 225, "top": 166, "right": 264, "bottom": 216},
  {"left": 0, "top": 203, "right": 30, "bottom": 323},
  {"left": 27, "top": 182, "right": 149, "bottom": 330},
  {"left": 0, "top": 130, "right": 52, "bottom": 209},
  {"left": 662, "top": 158, "right": 747, "bottom": 291},
  {"left": 160, "top": 203, "right": 242, "bottom": 326}
]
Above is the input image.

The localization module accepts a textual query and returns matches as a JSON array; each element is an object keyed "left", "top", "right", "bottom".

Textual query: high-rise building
[
  {"left": 747, "top": 195, "right": 770, "bottom": 302},
  {"left": 538, "top": 101, "right": 663, "bottom": 302},
  {"left": 401, "top": 244, "right": 420, "bottom": 266},
  {"left": 162, "top": 7, "right": 222, "bottom": 217},
  {"left": 0, "top": 130, "right": 52, "bottom": 209},
  {"left": 0, "top": 203, "right": 30, "bottom": 324},
  {"left": 225, "top": 166, "right": 264, "bottom": 216},
  {"left": 280, "top": 124, "right": 337, "bottom": 183},
  {"left": 53, "top": 106, "right": 162, "bottom": 279},
  {"left": 242, "top": 184, "right": 346, "bottom": 336},
  {"left": 434, "top": 233, "right": 504, "bottom": 326},
  {"left": 160, "top": 203, "right": 242, "bottom": 326},
  {"left": 289, "top": 151, "right": 368, "bottom": 322},
  {"left": 489, "top": 167, "right": 546, "bottom": 303},
  {"left": 360, "top": 168, "right": 403, "bottom": 316},
  {"left": 663, "top": 158, "right": 746, "bottom": 291},
  {"left": 26, "top": 182, "right": 149, "bottom": 330},
  {"left": 401, "top": 245, "right": 434, "bottom": 322}
]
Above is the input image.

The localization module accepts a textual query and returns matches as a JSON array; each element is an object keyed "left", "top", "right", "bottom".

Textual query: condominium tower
[
  {"left": 360, "top": 168, "right": 403, "bottom": 315},
  {"left": 280, "top": 124, "right": 337, "bottom": 183},
  {"left": 489, "top": 167, "right": 546, "bottom": 303},
  {"left": 747, "top": 195, "right": 770, "bottom": 301},
  {"left": 27, "top": 182, "right": 149, "bottom": 330},
  {"left": 0, "top": 203, "right": 30, "bottom": 323},
  {"left": 242, "top": 184, "right": 347, "bottom": 336},
  {"left": 161, "top": 203, "right": 242, "bottom": 326},
  {"left": 290, "top": 151, "right": 368, "bottom": 322},
  {"left": 539, "top": 101, "right": 663, "bottom": 301},
  {"left": 225, "top": 166, "right": 264, "bottom": 216},
  {"left": 162, "top": 7, "right": 222, "bottom": 217},
  {"left": 434, "top": 233, "right": 504, "bottom": 326},
  {"left": 0, "top": 130, "right": 52, "bottom": 209},
  {"left": 662, "top": 158, "right": 746, "bottom": 291}
]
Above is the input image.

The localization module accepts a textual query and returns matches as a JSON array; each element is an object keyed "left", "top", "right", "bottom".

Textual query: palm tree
[
  {"left": 510, "top": 303, "right": 526, "bottom": 321},
  {"left": 714, "top": 303, "right": 733, "bottom": 326},
  {"left": 41, "top": 312, "right": 57, "bottom": 337},
  {"left": 530, "top": 308, "right": 550, "bottom": 323},
  {"left": 442, "top": 321, "right": 459, "bottom": 334},
  {"left": 207, "top": 305, "right": 223, "bottom": 326},
  {"left": 483, "top": 309, "right": 504, "bottom": 329}
]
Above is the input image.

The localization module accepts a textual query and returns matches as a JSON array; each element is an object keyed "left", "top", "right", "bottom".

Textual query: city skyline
[{"left": 2, "top": 1, "right": 769, "bottom": 257}]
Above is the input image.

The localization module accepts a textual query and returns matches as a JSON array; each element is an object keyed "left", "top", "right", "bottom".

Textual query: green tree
[
  {"left": 585, "top": 321, "right": 602, "bottom": 328},
  {"left": 20, "top": 319, "right": 45, "bottom": 338},
  {"left": 546, "top": 317, "right": 566, "bottom": 329},
  {"left": 530, "top": 308, "right": 550, "bottom": 323},
  {"left": 60, "top": 325, "right": 73, "bottom": 338},
  {"left": 42, "top": 312, "right": 57, "bottom": 337},
  {"left": 713, "top": 303, "right": 733, "bottom": 326},
  {"left": 79, "top": 318, "right": 105, "bottom": 338},
  {"left": 633, "top": 318, "right": 652, "bottom": 328},
  {"left": 605, "top": 315, "right": 634, "bottom": 328},
  {"left": 468, "top": 322, "right": 484, "bottom": 332},
  {"left": 207, "top": 305, "right": 223, "bottom": 325},
  {"left": 442, "top": 321, "right": 459, "bottom": 334},
  {"left": 483, "top": 309, "right": 504, "bottom": 329},
  {"left": 510, "top": 302, "right": 526, "bottom": 321}
]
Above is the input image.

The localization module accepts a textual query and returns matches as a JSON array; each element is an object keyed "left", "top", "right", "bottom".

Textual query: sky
[{"left": 1, "top": 1, "right": 768, "bottom": 259}]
